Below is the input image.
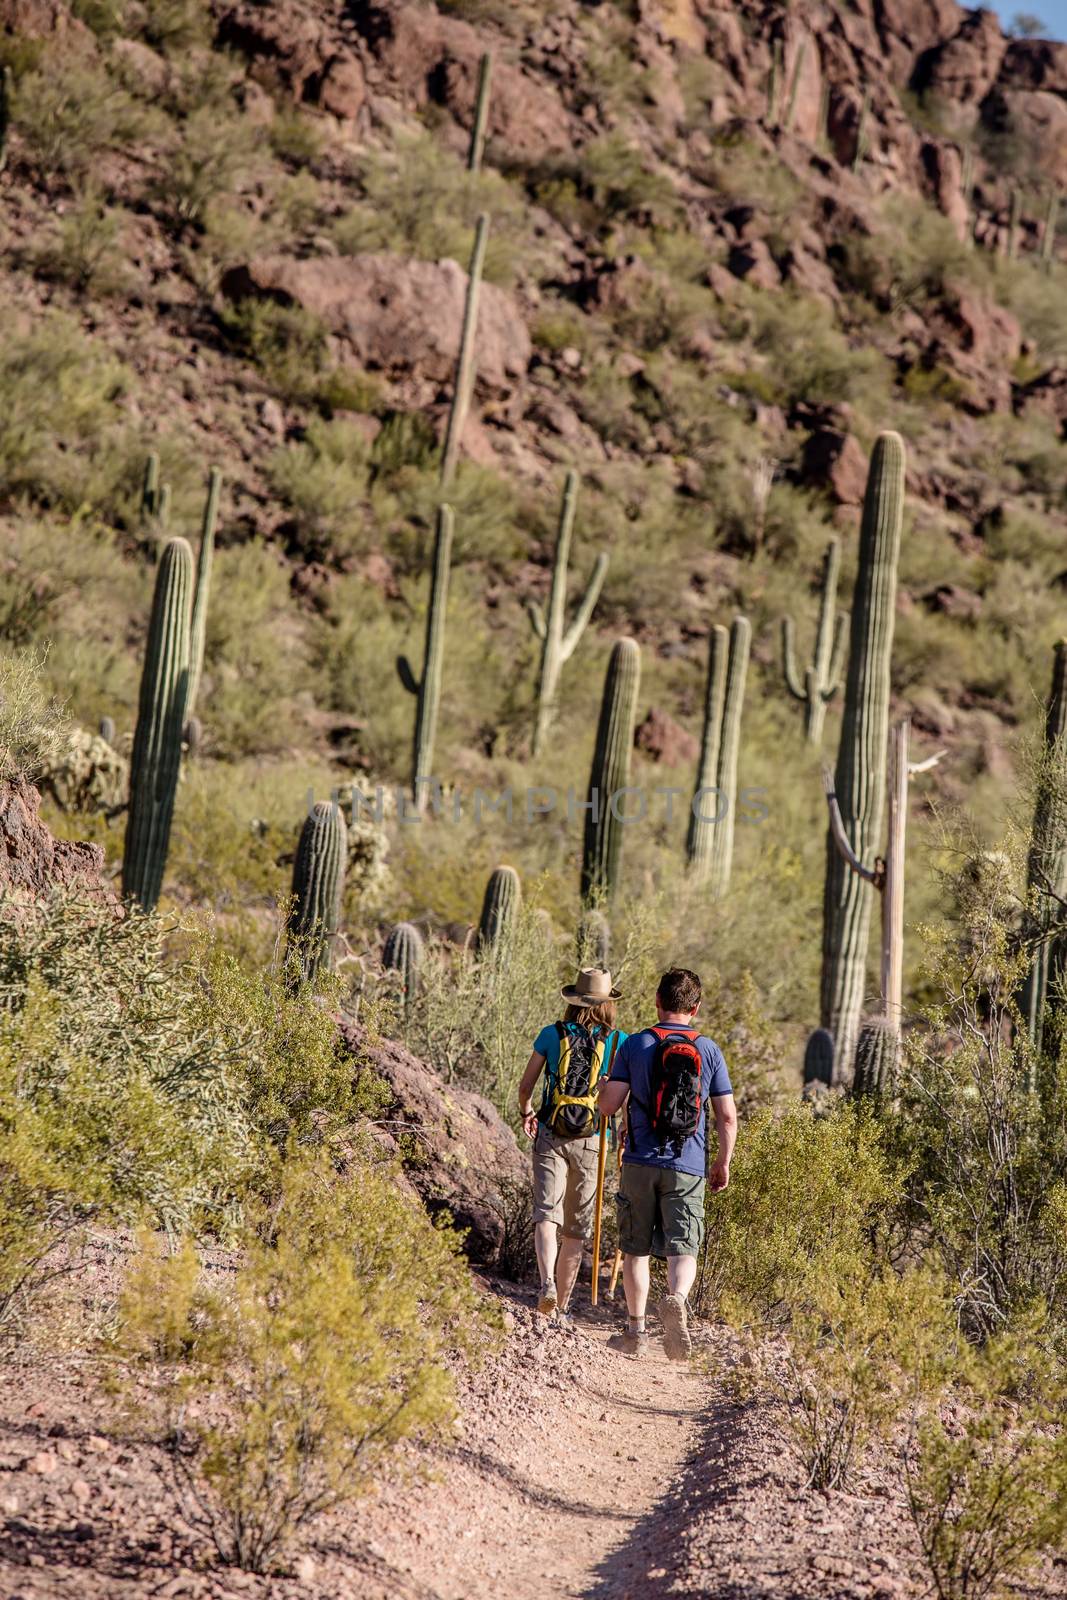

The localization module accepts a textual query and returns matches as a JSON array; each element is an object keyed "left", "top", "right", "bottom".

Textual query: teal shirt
[{"left": 532, "top": 1021, "right": 628, "bottom": 1127}]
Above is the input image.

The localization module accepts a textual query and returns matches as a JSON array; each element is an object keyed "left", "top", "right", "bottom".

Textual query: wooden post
[
  {"left": 590, "top": 1116, "right": 608, "bottom": 1306},
  {"left": 882, "top": 718, "right": 908, "bottom": 1032}
]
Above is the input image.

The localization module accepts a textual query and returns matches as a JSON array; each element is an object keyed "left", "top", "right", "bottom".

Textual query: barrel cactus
[
  {"left": 820, "top": 432, "right": 905, "bottom": 1079},
  {"left": 580, "top": 638, "right": 641, "bottom": 906},
  {"left": 383, "top": 922, "right": 424, "bottom": 1014},
  {"left": 121, "top": 537, "right": 193, "bottom": 912},
  {"left": 286, "top": 801, "right": 347, "bottom": 987},
  {"left": 477, "top": 865, "right": 522, "bottom": 956}
]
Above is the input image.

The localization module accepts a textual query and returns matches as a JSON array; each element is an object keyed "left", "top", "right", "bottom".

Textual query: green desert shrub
[
  {"left": 0, "top": 648, "right": 65, "bottom": 783},
  {"left": 696, "top": 1104, "right": 900, "bottom": 1324},
  {"left": 153, "top": 105, "right": 258, "bottom": 232},
  {"left": 31, "top": 186, "right": 129, "bottom": 295},
  {"left": 221, "top": 300, "right": 376, "bottom": 413},
  {"left": 13, "top": 56, "right": 160, "bottom": 180},
  {"left": 114, "top": 1148, "right": 489, "bottom": 1572},
  {"left": 0, "top": 896, "right": 254, "bottom": 1333},
  {"left": 268, "top": 419, "right": 372, "bottom": 562},
  {"left": 903, "top": 1319, "right": 1067, "bottom": 1599},
  {"left": 0, "top": 315, "right": 132, "bottom": 512},
  {"left": 336, "top": 131, "right": 534, "bottom": 286}
]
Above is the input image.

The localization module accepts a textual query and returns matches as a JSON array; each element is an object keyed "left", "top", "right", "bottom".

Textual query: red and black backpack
[{"left": 643, "top": 1026, "right": 704, "bottom": 1153}]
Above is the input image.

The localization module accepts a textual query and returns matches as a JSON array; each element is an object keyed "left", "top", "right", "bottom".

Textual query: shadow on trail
[
  {"left": 439, "top": 1441, "right": 626, "bottom": 1522},
  {"left": 583, "top": 1390, "right": 772, "bottom": 1600}
]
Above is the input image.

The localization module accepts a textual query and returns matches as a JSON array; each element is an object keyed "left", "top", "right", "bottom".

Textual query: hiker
[
  {"left": 597, "top": 966, "right": 736, "bottom": 1360},
  {"left": 517, "top": 967, "right": 628, "bottom": 1318}
]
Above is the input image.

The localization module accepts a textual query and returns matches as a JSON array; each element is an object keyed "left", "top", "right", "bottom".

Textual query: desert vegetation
[{"left": 3, "top": 0, "right": 1067, "bottom": 1592}]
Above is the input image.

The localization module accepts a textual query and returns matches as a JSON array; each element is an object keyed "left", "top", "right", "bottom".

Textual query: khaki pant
[
  {"left": 531, "top": 1124, "right": 600, "bottom": 1240},
  {"left": 616, "top": 1161, "right": 705, "bottom": 1258}
]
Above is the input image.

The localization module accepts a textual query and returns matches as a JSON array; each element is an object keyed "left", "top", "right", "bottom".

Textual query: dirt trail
[{"left": 355, "top": 1302, "right": 708, "bottom": 1600}]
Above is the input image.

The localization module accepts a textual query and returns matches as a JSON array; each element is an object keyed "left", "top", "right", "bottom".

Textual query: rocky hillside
[{"left": 2, "top": 0, "right": 1066, "bottom": 1026}]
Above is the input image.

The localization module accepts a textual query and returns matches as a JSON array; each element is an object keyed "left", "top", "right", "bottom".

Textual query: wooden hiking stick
[{"left": 590, "top": 1115, "right": 608, "bottom": 1306}]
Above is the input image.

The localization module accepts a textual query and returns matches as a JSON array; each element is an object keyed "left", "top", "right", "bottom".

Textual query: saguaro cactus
[
  {"left": 122, "top": 537, "right": 193, "bottom": 912},
  {"left": 439, "top": 212, "right": 489, "bottom": 488},
  {"left": 0, "top": 66, "right": 11, "bottom": 175},
  {"left": 781, "top": 537, "right": 848, "bottom": 745},
  {"left": 397, "top": 504, "right": 454, "bottom": 807},
  {"left": 581, "top": 638, "right": 641, "bottom": 906},
  {"left": 467, "top": 52, "right": 492, "bottom": 173},
  {"left": 766, "top": 37, "right": 782, "bottom": 126},
  {"left": 1041, "top": 189, "right": 1059, "bottom": 272},
  {"left": 1007, "top": 184, "right": 1021, "bottom": 259},
  {"left": 851, "top": 1015, "right": 899, "bottom": 1101},
  {"left": 383, "top": 922, "right": 424, "bottom": 1014},
  {"left": 286, "top": 801, "right": 347, "bottom": 986},
  {"left": 853, "top": 87, "right": 870, "bottom": 172},
  {"left": 819, "top": 431, "right": 905, "bottom": 1079},
  {"left": 477, "top": 865, "right": 522, "bottom": 956},
  {"left": 783, "top": 39, "right": 807, "bottom": 134},
  {"left": 141, "top": 451, "right": 170, "bottom": 530},
  {"left": 803, "top": 1027, "right": 834, "bottom": 1091},
  {"left": 687, "top": 616, "right": 751, "bottom": 897},
  {"left": 528, "top": 471, "right": 608, "bottom": 757},
  {"left": 186, "top": 467, "right": 221, "bottom": 718},
  {"left": 1020, "top": 640, "right": 1067, "bottom": 1060}
]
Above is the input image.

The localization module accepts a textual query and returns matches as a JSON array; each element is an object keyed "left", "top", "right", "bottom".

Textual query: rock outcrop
[
  {"left": 0, "top": 780, "right": 113, "bottom": 903},
  {"left": 337, "top": 1017, "right": 527, "bottom": 1269}
]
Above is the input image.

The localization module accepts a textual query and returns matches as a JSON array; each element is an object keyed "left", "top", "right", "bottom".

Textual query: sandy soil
[{"left": 1, "top": 1259, "right": 1064, "bottom": 1600}]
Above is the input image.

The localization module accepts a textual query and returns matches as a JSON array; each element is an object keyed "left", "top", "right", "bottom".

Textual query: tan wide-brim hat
[{"left": 561, "top": 966, "right": 622, "bottom": 1004}]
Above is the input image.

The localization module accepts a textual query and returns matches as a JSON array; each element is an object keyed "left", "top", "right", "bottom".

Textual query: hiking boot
[
  {"left": 537, "top": 1283, "right": 558, "bottom": 1317},
  {"left": 607, "top": 1327, "right": 649, "bottom": 1357},
  {"left": 658, "top": 1293, "right": 692, "bottom": 1361}
]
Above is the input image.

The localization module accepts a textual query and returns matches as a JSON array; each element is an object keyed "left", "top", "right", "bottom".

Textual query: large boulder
[
  {"left": 337, "top": 1018, "right": 527, "bottom": 1268},
  {"left": 914, "top": 9, "right": 1007, "bottom": 106},
  {"left": 222, "top": 253, "right": 531, "bottom": 399},
  {"left": 0, "top": 780, "right": 112, "bottom": 903},
  {"left": 215, "top": 0, "right": 366, "bottom": 118}
]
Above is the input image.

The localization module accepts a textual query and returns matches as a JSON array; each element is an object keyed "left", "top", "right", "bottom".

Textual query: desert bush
[
  {"left": 220, "top": 300, "right": 376, "bottom": 414},
  {"left": 0, "top": 315, "right": 132, "bottom": 512},
  {"left": 268, "top": 419, "right": 372, "bottom": 562},
  {"left": 114, "top": 1149, "right": 488, "bottom": 1571},
  {"left": 892, "top": 832, "right": 1067, "bottom": 1338},
  {"left": 13, "top": 56, "right": 159, "bottom": 180},
  {"left": 197, "top": 541, "right": 311, "bottom": 757},
  {"left": 0, "top": 649, "right": 65, "bottom": 783},
  {"left": 137, "top": 0, "right": 211, "bottom": 52},
  {"left": 695, "top": 1104, "right": 900, "bottom": 1324},
  {"left": 0, "top": 896, "right": 254, "bottom": 1332},
  {"left": 772, "top": 1266, "right": 954, "bottom": 1490},
  {"left": 32, "top": 186, "right": 128, "bottom": 294},
  {"left": 903, "top": 1320, "right": 1067, "bottom": 1599},
  {"left": 336, "top": 131, "right": 535, "bottom": 287},
  {"left": 535, "top": 133, "right": 678, "bottom": 232},
  {"left": 154, "top": 106, "right": 257, "bottom": 232}
]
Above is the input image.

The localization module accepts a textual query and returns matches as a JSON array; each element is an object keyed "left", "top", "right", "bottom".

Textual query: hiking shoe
[
  {"left": 537, "top": 1283, "right": 558, "bottom": 1317},
  {"left": 658, "top": 1293, "right": 692, "bottom": 1361},
  {"left": 607, "top": 1328, "right": 649, "bottom": 1357}
]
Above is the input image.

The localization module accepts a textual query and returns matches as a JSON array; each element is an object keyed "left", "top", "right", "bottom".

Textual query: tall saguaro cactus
[
  {"left": 186, "top": 467, "right": 221, "bottom": 718},
  {"left": 581, "top": 638, "right": 641, "bottom": 906},
  {"left": 0, "top": 66, "right": 11, "bottom": 174},
  {"left": 122, "top": 537, "right": 193, "bottom": 912},
  {"left": 687, "top": 616, "right": 751, "bottom": 897},
  {"left": 467, "top": 52, "right": 492, "bottom": 172},
  {"left": 477, "top": 865, "right": 522, "bottom": 956},
  {"left": 1041, "top": 189, "right": 1059, "bottom": 272},
  {"left": 528, "top": 471, "right": 608, "bottom": 757},
  {"left": 781, "top": 537, "right": 848, "bottom": 745},
  {"left": 1020, "top": 640, "right": 1067, "bottom": 1059},
  {"left": 783, "top": 39, "right": 807, "bottom": 134},
  {"left": 820, "top": 431, "right": 905, "bottom": 1079},
  {"left": 287, "top": 801, "right": 347, "bottom": 987},
  {"left": 398, "top": 505, "right": 453, "bottom": 806},
  {"left": 439, "top": 212, "right": 489, "bottom": 489}
]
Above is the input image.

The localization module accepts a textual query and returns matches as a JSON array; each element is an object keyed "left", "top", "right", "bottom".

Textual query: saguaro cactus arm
[
  {"left": 467, "top": 52, "right": 493, "bottom": 173},
  {"left": 397, "top": 655, "right": 419, "bottom": 695},
  {"left": 824, "top": 612, "right": 848, "bottom": 699},
  {"left": 526, "top": 600, "right": 547, "bottom": 641},
  {"left": 439, "top": 213, "right": 489, "bottom": 489},
  {"left": 822, "top": 767, "right": 881, "bottom": 885},
  {"left": 781, "top": 616, "right": 807, "bottom": 701},
  {"left": 561, "top": 553, "right": 610, "bottom": 662},
  {"left": 186, "top": 467, "right": 221, "bottom": 718}
]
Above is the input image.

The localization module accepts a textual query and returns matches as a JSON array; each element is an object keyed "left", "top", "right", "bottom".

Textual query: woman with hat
[{"left": 516, "top": 967, "right": 627, "bottom": 1318}]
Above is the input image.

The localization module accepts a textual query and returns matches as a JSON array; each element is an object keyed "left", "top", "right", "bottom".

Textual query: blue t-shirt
[
  {"left": 609, "top": 1025, "right": 732, "bottom": 1176},
  {"left": 533, "top": 1021, "right": 628, "bottom": 1128}
]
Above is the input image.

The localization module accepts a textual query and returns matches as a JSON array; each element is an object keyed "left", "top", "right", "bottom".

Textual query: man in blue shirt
[{"left": 598, "top": 967, "right": 737, "bottom": 1360}]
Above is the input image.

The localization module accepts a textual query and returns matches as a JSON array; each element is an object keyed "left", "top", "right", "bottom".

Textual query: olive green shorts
[{"left": 616, "top": 1161, "right": 705, "bottom": 1259}]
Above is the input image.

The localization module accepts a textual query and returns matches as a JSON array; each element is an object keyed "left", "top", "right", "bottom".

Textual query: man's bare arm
[
  {"left": 598, "top": 1078, "right": 629, "bottom": 1117},
  {"left": 517, "top": 1051, "right": 545, "bottom": 1139},
  {"left": 708, "top": 1093, "right": 738, "bottom": 1191}
]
